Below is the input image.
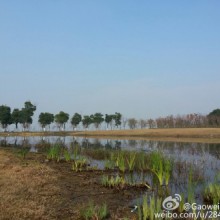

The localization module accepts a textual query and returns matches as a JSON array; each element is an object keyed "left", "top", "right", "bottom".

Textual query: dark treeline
[{"left": 0, "top": 101, "right": 220, "bottom": 131}]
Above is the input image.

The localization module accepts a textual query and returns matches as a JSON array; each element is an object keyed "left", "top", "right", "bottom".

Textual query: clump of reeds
[
  {"left": 149, "top": 151, "right": 172, "bottom": 186},
  {"left": 72, "top": 157, "right": 87, "bottom": 172},
  {"left": 138, "top": 194, "right": 162, "bottom": 220},
  {"left": 63, "top": 149, "right": 71, "bottom": 162},
  {"left": 47, "top": 144, "right": 61, "bottom": 162},
  {"left": 101, "top": 175, "right": 126, "bottom": 188},
  {"left": 80, "top": 201, "right": 109, "bottom": 220},
  {"left": 204, "top": 183, "right": 220, "bottom": 204}
]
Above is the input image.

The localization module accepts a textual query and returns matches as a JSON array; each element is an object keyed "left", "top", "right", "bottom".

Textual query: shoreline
[{"left": 1, "top": 128, "right": 220, "bottom": 143}]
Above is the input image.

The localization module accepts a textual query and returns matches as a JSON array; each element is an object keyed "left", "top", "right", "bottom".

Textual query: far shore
[{"left": 1, "top": 128, "right": 220, "bottom": 143}]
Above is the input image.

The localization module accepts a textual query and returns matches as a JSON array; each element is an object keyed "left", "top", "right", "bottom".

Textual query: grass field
[{"left": 1, "top": 128, "right": 220, "bottom": 143}]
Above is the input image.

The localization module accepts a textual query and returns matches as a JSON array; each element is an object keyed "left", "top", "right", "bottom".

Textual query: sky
[{"left": 0, "top": 1, "right": 220, "bottom": 124}]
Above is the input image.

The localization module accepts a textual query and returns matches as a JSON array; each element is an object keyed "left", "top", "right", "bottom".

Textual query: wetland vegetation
[{"left": 0, "top": 136, "right": 219, "bottom": 219}]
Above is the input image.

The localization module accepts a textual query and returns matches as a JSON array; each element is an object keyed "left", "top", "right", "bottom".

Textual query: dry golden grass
[
  {"left": 1, "top": 128, "right": 220, "bottom": 143},
  {"left": 72, "top": 128, "right": 220, "bottom": 143},
  {"left": 0, "top": 150, "right": 59, "bottom": 220}
]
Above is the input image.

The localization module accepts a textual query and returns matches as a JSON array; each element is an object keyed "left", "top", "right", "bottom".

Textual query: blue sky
[{"left": 0, "top": 1, "right": 220, "bottom": 122}]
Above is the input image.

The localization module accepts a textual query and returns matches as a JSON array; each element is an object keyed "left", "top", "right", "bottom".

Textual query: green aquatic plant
[
  {"left": 63, "top": 149, "right": 71, "bottom": 162},
  {"left": 204, "top": 183, "right": 220, "bottom": 203},
  {"left": 115, "top": 152, "right": 126, "bottom": 172},
  {"left": 47, "top": 144, "right": 61, "bottom": 162},
  {"left": 138, "top": 195, "right": 163, "bottom": 220},
  {"left": 178, "top": 193, "right": 185, "bottom": 213},
  {"left": 73, "top": 144, "right": 81, "bottom": 159},
  {"left": 81, "top": 202, "right": 109, "bottom": 220},
  {"left": 152, "top": 160, "right": 163, "bottom": 186},
  {"left": 142, "top": 195, "right": 149, "bottom": 220},
  {"left": 187, "top": 167, "right": 195, "bottom": 204},
  {"left": 164, "top": 159, "right": 172, "bottom": 186},
  {"left": 101, "top": 175, "right": 125, "bottom": 188},
  {"left": 126, "top": 152, "right": 136, "bottom": 172},
  {"left": 72, "top": 157, "right": 87, "bottom": 172}
]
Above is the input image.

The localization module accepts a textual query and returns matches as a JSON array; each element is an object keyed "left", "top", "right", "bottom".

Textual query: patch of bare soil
[{"left": 0, "top": 149, "right": 142, "bottom": 219}]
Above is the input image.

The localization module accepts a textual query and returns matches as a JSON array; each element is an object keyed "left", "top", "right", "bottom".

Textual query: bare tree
[
  {"left": 139, "top": 119, "right": 147, "bottom": 129},
  {"left": 128, "top": 118, "right": 138, "bottom": 129},
  {"left": 147, "top": 119, "right": 156, "bottom": 129}
]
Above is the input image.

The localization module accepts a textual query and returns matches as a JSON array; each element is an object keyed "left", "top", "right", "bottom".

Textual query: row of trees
[
  {"left": 125, "top": 110, "right": 220, "bottom": 129},
  {"left": 39, "top": 112, "right": 122, "bottom": 131},
  {"left": 0, "top": 101, "right": 220, "bottom": 131},
  {"left": 0, "top": 101, "right": 36, "bottom": 131},
  {"left": 0, "top": 101, "right": 122, "bottom": 131}
]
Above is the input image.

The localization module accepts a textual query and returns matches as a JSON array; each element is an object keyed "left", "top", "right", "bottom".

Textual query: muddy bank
[{"left": 0, "top": 148, "right": 143, "bottom": 219}]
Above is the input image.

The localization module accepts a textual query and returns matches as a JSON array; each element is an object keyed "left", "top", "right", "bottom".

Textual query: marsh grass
[
  {"left": 204, "top": 183, "right": 220, "bottom": 203},
  {"left": 81, "top": 202, "right": 109, "bottom": 220},
  {"left": 149, "top": 152, "right": 172, "bottom": 186},
  {"left": 101, "top": 175, "right": 125, "bottom": 188},
  {"left": 72, "top": 157, "right": 87, "bottom": 172},
  {"left": 63, "top": 149, "right": 71, "bottom": 162},
  {"left": 47, "top": 144, "right": 61, "bottom": 162},
  {"left": 138, "top": 195, "right": 163, "bottom": 220},
  {"left": 126, "top": 152, "right": 136, "bottom": 172},
  {"left": 164, "top": 159, "right": 172, "bottom": 186}
]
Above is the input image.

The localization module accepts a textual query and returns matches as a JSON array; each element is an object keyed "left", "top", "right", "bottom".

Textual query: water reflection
[{"left": 0, "top": 136, "right": 219, "bottom": 178}]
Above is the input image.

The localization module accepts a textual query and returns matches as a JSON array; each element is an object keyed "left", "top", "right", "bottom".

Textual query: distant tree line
[
  {"left": 0, "top": 101, "right": 220, "bottom": 131},
  {"left": 0, "top": 101, "right": 122, "bottom": 131},
  {"left": 126, "top": 110, "right": 220, "bottom": 129}
]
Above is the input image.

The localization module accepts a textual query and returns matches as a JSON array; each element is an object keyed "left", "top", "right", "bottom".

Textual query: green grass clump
[
  {"left": 47, "top": 144, "right": 61, "bottom": 162},
  {"left": 101, "top": 175, "right": 125, "bottom": 188},
  {"left": 149, "top": 152, "right": 172, "bottom": 186},
  {"left": 204, "top": 183, "right": 220, "bottom": 203},
  {"left": 81, "top": 202, "right": 109, "bottom": 220},
  {"left": 138, "top": 195, "right": 162, "bottom": 220},
  {"left": 126, "top": 152, "right": 136, "bottom": 172},
  {"left": 63, "top": 149, "right": 71, "bottom": 162},
  {"left": 72, "top": 157, "right": 87, "bottom": 172}
]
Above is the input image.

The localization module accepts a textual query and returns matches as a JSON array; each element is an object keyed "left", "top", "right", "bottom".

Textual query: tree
[
  {"left": 147, "top": 119, "right": 156, "bottom": 129},
  {"left": 55, "top": 111, "right": 69, "bottom": 131},
  {"left": 71, "top": 113, "right": 82, "bottom": 130},
  {"left": 114, "top": 112, "right": 122, "bottom": 129},
  {"left": 208, "top": 109, "right": 220, "bottom": 127},
  {"left": 11, "top": 108, "right": 21, "bottom": 130},
  {"left": 139, "top": 119, "right": 147, "bottom": 129},
  {"left": 128, "top": 118, "right": 138, "bottom": 129},
  {"left": 20, "top": 101, "right": 36, "bottom": 131},
  {"left": 105, "top": 114, "right": 114, "bottom": 130},
  {"left": 82, "top": 115, "right": 92, "bottom": 130},
  {"left": 38, "top": 112, "right": 54, "bottom": 131},
  {"left": 0, "top": 105, "right": 12, "bottom": 131},
  {"left": 91, "top": 113, "right": 104, "bottom": 129}
]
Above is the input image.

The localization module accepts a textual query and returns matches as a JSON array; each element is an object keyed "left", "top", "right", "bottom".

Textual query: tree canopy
[
  {"left": 55, "top": 111, "right": 69, "bottom": 130},
  {"left": 20, "top": 101, "right": 37, "bottom": 130},
  {"left": 38, "top": 112, "right": 54, "bottom": 130},
  {"left": 71, "top": 113, "right": 82, "bottom": 130},
  {"left": 0, "top": 105, "right": 11, "bottom": 131}
]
